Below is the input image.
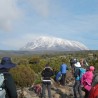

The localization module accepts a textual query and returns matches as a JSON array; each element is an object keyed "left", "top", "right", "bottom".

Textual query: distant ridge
[{"left": 20, "top": 36, "right": 89, "bottom": 51}]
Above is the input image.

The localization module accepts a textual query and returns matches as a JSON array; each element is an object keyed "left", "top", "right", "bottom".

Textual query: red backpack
[{"left": 88, "top": 84, "right": 98, "bottom": 98}]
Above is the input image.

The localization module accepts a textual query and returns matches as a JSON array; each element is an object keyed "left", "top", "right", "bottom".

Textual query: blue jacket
[{"left": 60, "top": 64, "right": 68, "bottom": 74}]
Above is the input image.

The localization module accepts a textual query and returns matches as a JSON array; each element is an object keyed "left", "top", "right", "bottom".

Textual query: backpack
[
  {"left": 74, "top": 67, "right": 86, "bottom": 80},
  {"left": 33, "top": 84, "right": 42, "bottom": 96},
  {"left": 79, "top": 68, "right": 86, "bottom": 80},
  {"left": 56, "top": 71, "right": 62, "bottom": 81},
  {"left": 0, "top": 73, "right": 5, "bottom": 90},
  {"left": 88, "top": 84, "right": 98, "bottom": 98},
  {"left": 0, "top": 73, "right": 6, "bottom": 98}
]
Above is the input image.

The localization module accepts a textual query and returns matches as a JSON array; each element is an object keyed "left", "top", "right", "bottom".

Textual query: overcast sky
[{"left": 0, "top": 0, "right": 98, "bottom": 50}]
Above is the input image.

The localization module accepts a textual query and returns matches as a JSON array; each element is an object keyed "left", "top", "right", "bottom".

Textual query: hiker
[
  {"left": 0, "top": 57, "right": 17, "bottom": 98},
  {"left": 88, "top": 83, "right": 98, "bottom": 98},
  {"left": 73, "top": 61, "right": 84, "bottom": 98},
  {"left": 81, "top": 66, "right": 95, "bottom": 98},
  {"left": 88, "top": 71, "right": 98, "bottom": 98},
  {"left": 60, "top": 61, "right": 68, "bottom": 86},
  {"left": 41, "top": 63, "right": 54, "bottom": 98},
  {"left": 70, "top": 58, "right": 77, "bottom": 68},
  {"left": 80, "top": 58, "right": 89, "bottom": 70},
  {"left": 70, "top": 58, "right": 78, "bottom": 75}
]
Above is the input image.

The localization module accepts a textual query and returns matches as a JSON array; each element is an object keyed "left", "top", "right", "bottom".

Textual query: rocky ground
[{"left": 17, "top": 71, "right": 85, "bottom": 98}]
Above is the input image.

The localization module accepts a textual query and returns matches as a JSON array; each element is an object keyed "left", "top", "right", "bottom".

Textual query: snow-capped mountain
[{"left": 20, "top": 36, "right": 89, "bottom": 51}]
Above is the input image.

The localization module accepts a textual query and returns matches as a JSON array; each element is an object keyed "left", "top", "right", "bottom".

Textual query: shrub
[
  {"left": 10, "top": 64, "right": 35, "bottom": 87},
  {"left": 18, "top": 59, "right": 28, "bottom": 66},
  {"left": 30, "top": 63, "right": 43, "bottom": 73},
  {"left": 29, "top": 56, "right": 40, "bottom": 64}
]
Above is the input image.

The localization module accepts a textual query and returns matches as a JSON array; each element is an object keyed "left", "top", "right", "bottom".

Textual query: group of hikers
[
  {"left": 0, "top": 56, "right": 98, "bottom": 98},
  {"left": 70, "top": 58, "right": 98, "bottom": 98},
  {"left": 40, "top": 58, "right": 98, "bottom": 98}
]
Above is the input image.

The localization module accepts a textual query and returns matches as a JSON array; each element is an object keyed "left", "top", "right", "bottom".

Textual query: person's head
[
  {"left": 70, "top": 58, "right": 78, "bottom": 64},
  {"left": 74, "top": 62, "right": 81, "bottom": 68},
  {"left": 89, "top": 66, "right": 95, "bottom": 72},
  {"left": 0, "top": 57, "right": 16, "bottom": 69}
]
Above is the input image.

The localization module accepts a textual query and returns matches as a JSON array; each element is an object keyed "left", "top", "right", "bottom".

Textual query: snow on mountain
[{"left": 20, "top": 36, "right": 89, "bottom": 51}]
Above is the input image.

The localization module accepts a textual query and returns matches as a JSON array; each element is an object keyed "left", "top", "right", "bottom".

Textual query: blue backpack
[
  {"left": 56, "top": 71, "right": 62, "bottom": 81},
  {"left": 75, "top": 68, "right": 86, "bottom": 80},
  {"left": 79, "top": 68, "right": 86, "bottom": 79}
]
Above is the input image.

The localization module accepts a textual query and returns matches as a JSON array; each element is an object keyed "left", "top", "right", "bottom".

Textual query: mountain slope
[{"left": 20, "top": 36, "right": 89, "bottom": 51}]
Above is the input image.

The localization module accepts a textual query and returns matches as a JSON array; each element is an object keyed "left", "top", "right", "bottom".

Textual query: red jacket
[{"left": 88, "top": 84, "right": 98, "bottom": 98}]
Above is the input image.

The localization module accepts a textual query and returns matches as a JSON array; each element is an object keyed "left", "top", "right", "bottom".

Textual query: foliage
[
  {"left": 29, "top": 56, "right": 40, "bottom": 64},
  {"left": 30, "top": 63, "right": 43, "bottom": 73},
  {"left": 33, "top": 73, "right": 42, "bottom": 84},
  {"left": 92, "top": 60, "right": 98, "bottom": 71},
  {"left": 18, "top": 58, "right": 28, "bottom": 65},
  {"left": 0, "top": 50, "right": 98, "bottom": 88},
  {"left": 10, "top": 64, "right": 35, "bottom": 87}
]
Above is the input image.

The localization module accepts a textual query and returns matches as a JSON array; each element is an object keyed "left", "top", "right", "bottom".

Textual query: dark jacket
[
  {"left": 0, "top": 68, "right": 17, "bottom": 98},
  {"left": 41, "top": 66, "right": 54, "bottom": 82}
]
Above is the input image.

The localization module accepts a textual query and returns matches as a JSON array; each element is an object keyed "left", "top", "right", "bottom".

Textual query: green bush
[
  {"left": 10, "top": 64, "right": 35, "bottom": 87},
  {"left": 29, "top": 56, "right": 40, "bottom": 64},
  {"left": 33, "top": 73, "right": 42, "bottom": 84},
  {"left": 18, "top": 59, "right": 28, "bottom": 66},
  {"left": 30, "top": 63, "right": 43, "bottom": 73}
]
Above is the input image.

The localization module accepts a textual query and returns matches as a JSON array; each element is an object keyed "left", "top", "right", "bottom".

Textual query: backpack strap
[
  {"left": 0, "top": 72, "right": 10, "bottom": 90},
  {"left": 0, "top": 73, "right": 5, "bottom": 90}
]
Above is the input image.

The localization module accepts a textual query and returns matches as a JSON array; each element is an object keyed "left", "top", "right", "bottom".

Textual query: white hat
[{"left": 74, "top": 62, "right": 81, "bottom": 67}]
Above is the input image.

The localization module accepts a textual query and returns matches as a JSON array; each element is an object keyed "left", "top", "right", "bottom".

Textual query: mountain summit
[{"left": 20, "top": 36, "right": 89, "bottom": 51}]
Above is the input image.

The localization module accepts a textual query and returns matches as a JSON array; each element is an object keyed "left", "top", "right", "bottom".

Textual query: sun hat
[
  {"left": 89, "top": 66, "right": 95, "bottom": 71},
  {"left": 0, "top": 57, "right": 16, "bottom": 69},
  {"left": 74, "top": 62, "right": 81, "bottom": 67}
]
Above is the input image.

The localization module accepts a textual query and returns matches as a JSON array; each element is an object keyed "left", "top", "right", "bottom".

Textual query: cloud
[
  {"left": 0, "top": 33, "right": 40, "bottom": 49},
  {"left": 0, "top": 0, "right": 22, "bottom": 31},
  {"left": 1, "top": 38, "right": 26, "bottom": 50},
  {"left": 60, "top": 14, "right": 98, "bottom": 35},
  {"left": 0, "top": 33, "right": 53, "bottom": 49},
  {"left": 28, "top": 0, "right": 49, "bottom": 17},
  {"left": 0, "top": 0, "right": 50, "bottom": 31}
]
